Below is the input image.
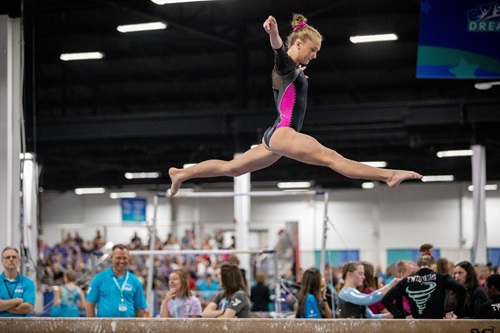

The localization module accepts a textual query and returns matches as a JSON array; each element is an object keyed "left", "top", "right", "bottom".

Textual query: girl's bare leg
[
  {"left": 269, "top": 128, "right": 422, "bottom": 187},
  {"left": 168, "top": 144, "right": 281, "bottom": 196}
]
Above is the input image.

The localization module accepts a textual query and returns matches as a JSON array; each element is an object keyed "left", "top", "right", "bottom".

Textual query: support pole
[
  {"left": 234, "top": 154, "right": 251, "bottom": 285},
  {"left": 320, "top": 191, "right": 329, "bottom": 274},
  {"left": 471, "top": 144, "right": 487, "bottom": 264},
  {"left": 146, "top": 195, "right": 159, "bottom": 316}
]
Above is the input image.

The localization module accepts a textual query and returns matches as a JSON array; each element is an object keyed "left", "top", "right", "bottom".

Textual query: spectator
[
  {"left": 445, "top": 261, "right": 488, "bottom": 319},
  {"left": 338, "top": 261, "right": 397, "bottom": 318},
  {"left": 0, "top": 247, "right": 35, "bottom": 317},
  {"left": 478, "top": 274, "right": 500, "bottom": 319},
  {"left": 382, "top": 244, "right": 466, "bottom": 319},
  {"left": 359, "top": 261, "right": 389, "bottom": 315},
  {"left": 159, "top": 269, "right": 202, "bottom": 318},
  {"left": 295, "top": 267, "right": 332, "bottom": 318},
  {"left": 86, "top": 244, "right": 147, "bottom": 317},
  {"left": 51, "top": 270, "right": 86, "bottom": 317},
  {"left": 251, "top": 274, "right": 271, "bottom": 312},
  {"left": 202, "top": 263, "right": 250, "bottom": 318}
]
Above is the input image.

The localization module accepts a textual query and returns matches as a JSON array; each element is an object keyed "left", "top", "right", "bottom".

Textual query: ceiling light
[
  {"left": 362, "top": 182, "right": 375, "bottom": 189},
  {"left": 60, "top": 52, "right": 104, "bottom": 61},
  {"left": 124, "top": 172, "right": 161, "bottom": 179},
  {"left": 74, "top": 187, "right": 106, "bottom": 195},
  {"left": 117, "top": 22, "right": 167, "bottom": 33},
  {"left": 468, "top": 184, "right": 498, "bottom": 191},
  {"left": 436, "top": 149, "right": 473, "bottom": 158},
  {"left": 151, "top": 0, "right": 221, "bottom": 4},
  {"left": 19, "top": 152, "right": 35, "bottom": 160},
  {"left": 421, "top": 175, "right": 454, "bottom": 182},
  {"left": 277, "top": 181, "right": 312, "bottom": 189},
  {"left": 110, "top": 192, "right": 137, "bottom": 199},
  {"left": 474, "top": 81, "right": 500, "bottom": 90},
  {"left": 361, "top": 161, "right": 387, "bottom": 168},
  {"left": 349, "top": 33, "right": 398, "bottom": 44}
]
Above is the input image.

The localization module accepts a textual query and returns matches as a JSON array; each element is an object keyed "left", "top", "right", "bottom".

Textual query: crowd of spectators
[
  {"left": 35, "top": 231, "right": 499, "bottom": 319},
  {"left": 35, "top": 228, "right": 271, "bottom": 314}
]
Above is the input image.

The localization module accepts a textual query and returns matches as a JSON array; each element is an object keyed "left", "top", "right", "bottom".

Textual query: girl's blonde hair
[{"left": 286, "top": 13, "right": 323, "bottom": 49}]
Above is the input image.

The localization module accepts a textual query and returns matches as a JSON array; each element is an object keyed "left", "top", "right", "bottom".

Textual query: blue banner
[
  {"left": 120, "top": 198, "right": 147, "bottom": 222},
  {"left": 417, "top": 0, "right": 500, "bottom": 78}
]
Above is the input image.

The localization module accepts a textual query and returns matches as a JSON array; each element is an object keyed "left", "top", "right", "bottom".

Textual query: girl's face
[
  {"left": 169, "top": 272, "right": 182, "bottom": 293},
  {"left": 350, "top": 265, "right": 365, "bottom": 287},
  {"left": 453, "top": 266, "right": 467, "bottom": 285},
  {"left": 296, "top": 37, "right": 321, "bottom": 65}
]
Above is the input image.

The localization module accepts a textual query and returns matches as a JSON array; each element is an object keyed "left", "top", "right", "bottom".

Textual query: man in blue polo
[
  {"left": 0, "top": 247, "right": 36, "bottom": 317},
  {"left": 86, "top": 243, "right": 147, "bottom": 317}
]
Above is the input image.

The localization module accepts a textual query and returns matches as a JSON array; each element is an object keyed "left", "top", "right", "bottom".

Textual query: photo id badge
[{"left": 119, "top": 302, "right": 127, "bottom": 312}]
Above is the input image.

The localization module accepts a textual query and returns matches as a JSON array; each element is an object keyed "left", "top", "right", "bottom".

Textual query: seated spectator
[
  {"left": 251, "top": 274, "right": 271, "bottom": 312},
  {"left": 478, "top": 274, "right": 500, "bottom": 319}
]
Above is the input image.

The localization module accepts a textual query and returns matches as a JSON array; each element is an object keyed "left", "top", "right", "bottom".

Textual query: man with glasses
[{"left": 0, "top": 247, "right": 35, "bottom": 317}]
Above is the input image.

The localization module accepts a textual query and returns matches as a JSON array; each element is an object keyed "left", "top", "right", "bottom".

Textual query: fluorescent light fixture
[
  {"left": 152, "top": 0, "right": 220, "bottom": 4},
  {"left": 361, "top": 161, "right": 387, "bottom": 168},
  {"left": 468, "top": 184, "right": 498, "bottom": 191},
  {"left": 277, "top": 181, "right": 312, "bottom": 189},
  {"left": 117, "top": 22, "right": 167, "bottom": 33},
  {"left": 362, "top": 182, "right": 375, "bottom": 189},
  {"left": 74, "top": 187, "right": 106, "bottom": 195},
  {"left": 110, "top": 192, "right": 137, "bottom": 199},
  {"left": 19, "top": 152, "right": 35, "bottom": 160},
  {"left": 124, "top": 172, "right": 161, "bottom": 179},
  {"left": 421, "top": 175, "right": 454, "bottom": 182},
  {"left": 436, "top": 149, "right": 473, "bottom": 158},
  {"left": 474, "top": 81, "right": 500, "bottom": 90},
  {"left": 183, "top": 163, "right": 197, "bottom": 169},
  {"left": 349, "top": 33, "right": 398, "bottom": 44},
  {"left": 60, "top": 52, "right": 104, "bottom": 61}
]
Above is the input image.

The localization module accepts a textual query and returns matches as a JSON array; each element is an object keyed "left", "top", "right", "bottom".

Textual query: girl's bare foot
[
  {"left": 386, "top": 170, "right": 423, "bottom": 187},
  {"left": 168, "top": 167, "right": 183, "bottom": 197}
]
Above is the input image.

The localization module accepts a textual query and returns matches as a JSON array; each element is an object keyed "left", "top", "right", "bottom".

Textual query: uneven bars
[
  {"left": 130, "top": 249, "right": 274, "bottom": 256},
  {"left": 157, "top": 190, "right": 325, "bottom": 198}
]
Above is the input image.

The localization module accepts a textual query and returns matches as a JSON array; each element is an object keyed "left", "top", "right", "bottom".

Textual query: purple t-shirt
[{"left": 161, "top": 296, "right": 202, "bottom": 318}]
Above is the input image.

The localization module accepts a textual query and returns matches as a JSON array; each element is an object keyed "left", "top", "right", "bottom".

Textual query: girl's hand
[
  {"left": 444, "top": 311, "right": 457, "bottom": 319},
  {"left": 299, "top": 65, "right": 308, "bottom": 79},
  {"left": 164, "top": 288, "right": 176, "bottom": 302},
  {"left": 263, "top": 16, "right": 279, "bottom": 36}
]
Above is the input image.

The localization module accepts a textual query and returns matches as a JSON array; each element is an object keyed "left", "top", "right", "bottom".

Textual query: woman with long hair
[
  {"left": 359, "top": 261, "right": 389, "bottom": 315},
  {"left": 382, "top": 244, "right": 466, "bottom": 319},
  {"left": 295, "top": 268, "right": 332, "bottom": 318},
  {"left": 159, "top": 269, "right": 202, "bottom": 318},
  {"left": 202, "top": 263, "right": 250, "bottom": 318},
  {"left": 338, "top": 261, "right": 397, "bottom": 318},
  {"left": 445, "top": 261, "right": 487, "bottom": 319}
]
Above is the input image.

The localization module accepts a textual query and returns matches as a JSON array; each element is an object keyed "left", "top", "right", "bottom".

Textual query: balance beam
[{"left": 0, "top": 318, "right": 497, "bottom": 333}]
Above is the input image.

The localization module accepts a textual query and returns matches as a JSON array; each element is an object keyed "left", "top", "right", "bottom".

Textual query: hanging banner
[
  {"left": 121, "top": 197, "right": 147, "bottom": 222},
  {"left": 416, "top": 0, "right": 500, "bottom": 78}
]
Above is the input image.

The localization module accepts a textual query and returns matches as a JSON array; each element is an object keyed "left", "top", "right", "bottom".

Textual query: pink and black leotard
[{"left": 263, "top": 45, "right": 308, "bottom": 147}]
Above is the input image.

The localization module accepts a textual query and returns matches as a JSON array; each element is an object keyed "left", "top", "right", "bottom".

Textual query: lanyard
[
  {"left": 3, "top": 276, "right": 20, "bottom": 299},
  {"left": 173, "top": 297, "right": 185, "bottom": 318},
  {"left": 220, "top": 299, "right": 227, "bottom": 311},
  {"left": 112, "top": 271, "right": 129, "bottom": 302}
]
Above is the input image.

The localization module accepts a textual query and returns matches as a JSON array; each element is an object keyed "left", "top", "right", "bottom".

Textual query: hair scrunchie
[{"left": 293, "top": 21, "right": 308, "bottom": 31}]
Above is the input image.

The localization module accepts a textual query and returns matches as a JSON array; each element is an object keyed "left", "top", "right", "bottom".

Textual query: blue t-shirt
[
  {"left": 0, "top": 272, "right": 36, "bottom": 317},
  {"left": 301, "top": 294, "right": 322, "bottom": 318},
  {"left": 86, "top": 268, "right": 147, "bottom": 317}
]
